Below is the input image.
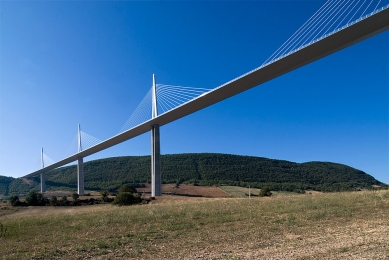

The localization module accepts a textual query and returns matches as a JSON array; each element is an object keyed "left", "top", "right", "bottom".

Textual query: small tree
[
  {"left": 259, "top": 186, "right": 272, "bottom": 197},
  {"left": 112, "top": 184, "right": 142, "bottom": 206},
  {"left": 9, "top": 195, "right": 20, "bottom": 206},
  {"left": 71, "top": 193, "right": 79, "bottom": 201},
  {"left": 50, "top": 196, "right": 58, "bottom": 206},
  {"left": 25, "top": 191, "right": 46, "bottom": 206},
  {"left": 113, "top": 192, "right": 141, "bottom": 206},
  {"left": 100, "top": 190, "right": 110, "bottom": 202},
  {"left": 118, "top": 184, "right": 137, "bottom": 194},
  {"left": 60, "top": 196, "right": 69, "bottom": 206}
]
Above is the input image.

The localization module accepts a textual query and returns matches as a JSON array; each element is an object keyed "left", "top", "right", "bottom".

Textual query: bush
[
  {"left": 259, "top": 186, "right": 272, "bottom": 197},
  {"left": 25, "top": 191, "right": 47, "bottom": 206},
  {"left": 100, "top": 190, "right": 110, "bottom": 202},
  {"left": 0, "top": 222, "right": 7, "bottom": 238},
  {"left": 71, "top": 193, "right": 79, "bottom": 201},
  {"left": 60, "top": 196, "right": 69, "bottom": 206},
  {"left": 9, "top": 196, "right": 20, "bottom": 206},
  {"left": 118, "top": 184, "right": 137, "bottom": 194},
  {"left": 113, "top": 192, "right": 141, "bottom": 206},
  {"left": 50, "top": 196, "right": 58, "bottom": 206}
]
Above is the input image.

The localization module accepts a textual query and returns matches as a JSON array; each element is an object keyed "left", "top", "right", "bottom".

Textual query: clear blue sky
[{"left": 1, "top": 1, "right": 388, "bottom": 184}]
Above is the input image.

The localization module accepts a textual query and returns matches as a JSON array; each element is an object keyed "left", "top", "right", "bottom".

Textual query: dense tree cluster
[
  {"left": 9, "top": 191, "right": 110, "bottom": 207},
  {"left": 1, "top": 153, "right": 385, "bottom": 197},
  {"left": 0, "top": 176, "right": 13, "bottom": 195}
]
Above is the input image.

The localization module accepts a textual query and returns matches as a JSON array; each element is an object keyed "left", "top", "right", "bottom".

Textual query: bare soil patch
[
  {"left": 20, "top": 177, "right": 33, "bottom": 185},
  {"left": 43, "top": 190, "right": 74, "bottom": 197},
  {"left": 137, "top": 183, "right": 230, "bottom": 197}
]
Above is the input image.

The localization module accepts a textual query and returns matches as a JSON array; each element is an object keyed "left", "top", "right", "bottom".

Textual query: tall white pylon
[
  {"left": 77, "top": 124, "right": 84, "bottom": 195},
  {"left": 151, "top": 74, "right": 162, "bottom": 197},
  {"left": 40, "top": 148, "right": 46, "bottom": 193},
  {"left": 78, "top": 124, "right": 82, "bottom": 153},
  {"left": 152, "top": 74, "right": 158, "bottom": 118}
]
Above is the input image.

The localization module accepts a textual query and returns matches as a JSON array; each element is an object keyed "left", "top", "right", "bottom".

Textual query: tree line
[{"left": 1, "top": 153, "right": 385, "bottom": 196}]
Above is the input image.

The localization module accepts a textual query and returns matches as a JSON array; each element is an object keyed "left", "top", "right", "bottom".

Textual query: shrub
[
  {"left": 50, "top": 196, "right": 58, "bottom": 206},
  {"left": 113, "top": 192, "right": 141, "bottom": 206},
  {"left": 259, "top": 186, "right": 272, "bottom": 197},
  {"left": 118, "top": 184, "right": 137, "bottom": 194},
  {"left": 0, "top": 222, "right": 7, "bottom": 238},
  {"left": 25, "top": 191, "right": 47, "bottom": 206},
  {"left": 9, "top": 196, "right": 20, "bottom": 206},
  {"left": 60, "top": 196, "right": 69, "bottom": 206},
  {"left": 71, "top": 193, "right": 79, "bottom": 201},
  {"left": 100, "top": 190, "right": 110, "bottom": 202}
]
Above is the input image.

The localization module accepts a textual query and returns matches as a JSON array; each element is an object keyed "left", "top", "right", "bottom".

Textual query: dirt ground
[{"left": 136, "top": 183, "right": 231, "bottom": 197}]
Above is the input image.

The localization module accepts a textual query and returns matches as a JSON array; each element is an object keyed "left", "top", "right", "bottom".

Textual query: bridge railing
[{"left": 261, "top": 4, "right": 389, "bottom": 69}]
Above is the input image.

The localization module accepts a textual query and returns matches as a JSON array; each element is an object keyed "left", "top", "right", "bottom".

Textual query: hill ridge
[{"left": 0, "top": 153, "right": 384, "bottom": 196}]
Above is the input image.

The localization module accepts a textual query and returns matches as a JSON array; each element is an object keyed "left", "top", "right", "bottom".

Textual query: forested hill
[{"left": 0, "top": 153, "right": 385, "bottom": 196}]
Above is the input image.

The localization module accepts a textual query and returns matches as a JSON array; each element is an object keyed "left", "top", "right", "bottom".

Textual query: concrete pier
[
  {"left": 151, "top": 124, "right": 161, "bottom": 197},
  {"left": 77, "top": 124, "right": 85, "bottom": 195},
  {"left": 40, "top": 173, "right": 46, "bottom": 193},
  {"left": 77, "top": 156, "right": 84, "bottom": 195},
  {"left": 150, "top": 74, "right": 162, "bottom": 196}
]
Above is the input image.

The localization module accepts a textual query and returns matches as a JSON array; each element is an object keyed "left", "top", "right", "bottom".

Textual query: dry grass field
[{"left": 0, "top": 190, "right": 388, "bottom": 259}]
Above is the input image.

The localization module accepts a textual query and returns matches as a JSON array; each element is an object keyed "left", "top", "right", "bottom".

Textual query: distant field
[
  {"left": 219, "top": 186, "right": 304, "bottom": 197},
  {"left": 0, "top": 190, "right": 388, "bottom": 259},
  {"left": 137, "top": 183, "right": 230, "bottom": 197},
  {"left": 219, "top": 185, "right": 259, "bottom": 197}
]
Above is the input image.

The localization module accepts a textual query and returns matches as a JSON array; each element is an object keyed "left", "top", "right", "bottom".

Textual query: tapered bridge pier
[
  {"left": 151, "top": 74, "right": 162, "bottom": 197},
  {"left": 77, "top": 124, "right": 85, "bottom": 195}
]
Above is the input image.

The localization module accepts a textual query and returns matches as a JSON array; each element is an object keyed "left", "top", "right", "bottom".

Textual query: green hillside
[{"left": 0, "top": 153, "right": 385, "bottom": 196}]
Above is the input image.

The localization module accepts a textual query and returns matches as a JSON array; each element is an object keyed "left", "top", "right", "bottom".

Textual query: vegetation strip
[
  {"left": 0, "top": 190, "right": 388, "bottom": 259},
  {"left": 1, "top": 153, "right": 385, "bottom": 197}
]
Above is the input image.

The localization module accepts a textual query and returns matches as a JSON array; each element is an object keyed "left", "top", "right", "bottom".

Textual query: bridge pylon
[
  {"left": 77, "top": 124, "right": 85, "bottom": 195},
  {"left": 151, "top": 74, "right": 162, "bottom": 197},
  {"left": 40, "top": 147, "right": 46, "bottom": 193}
]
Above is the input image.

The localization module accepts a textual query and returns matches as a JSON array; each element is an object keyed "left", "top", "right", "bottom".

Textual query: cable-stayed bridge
[{"left": 23, "top": 0, "right": 389, "bottom": 196}]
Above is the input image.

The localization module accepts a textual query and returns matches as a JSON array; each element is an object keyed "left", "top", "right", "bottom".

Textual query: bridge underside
[{"left": 23, "top": 8, "right": 389, "bottom": 191}]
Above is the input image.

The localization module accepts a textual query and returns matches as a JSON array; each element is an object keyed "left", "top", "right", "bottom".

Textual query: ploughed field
[
  {"left": 137, "top": 183, "right": 231, "bottom": 197},
  {"left": 0, "top": 190, "right": 388, "bottom": 259}
]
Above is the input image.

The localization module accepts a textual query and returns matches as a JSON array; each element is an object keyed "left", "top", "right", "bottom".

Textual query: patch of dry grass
[{"left": 0, "top": 190, "right": 388, "bottom": 259}]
